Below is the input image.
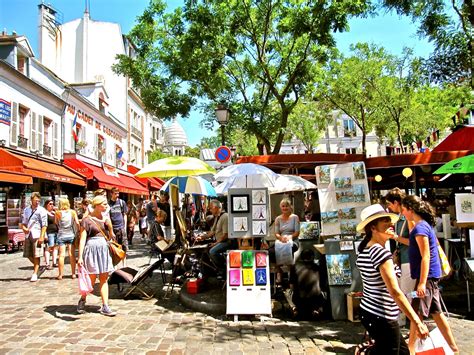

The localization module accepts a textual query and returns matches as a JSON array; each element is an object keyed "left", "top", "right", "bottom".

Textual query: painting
[
  {"left": 326, "top": 254, "right": 352, "bottom": 286},
  {"left": 233, "top": 217, "right": 248, "bottom": 232},
  {"left": 252, "top": 190, "right": 267, "bottom": 204},
  {"left": 340, "top": 221, "right": 357, "bottom": 235},
  {"left": 334, "top": 177, "right": 352, "bottom": 189},
  {"left": 340, "top": 240, "right": 354, "bottom": 251},
  {"left": 299, "top": 222, "right": 320, "bottom": 240},
  {"left": 336, "top": 190, "right": 354, "bottom": 203},
  {"left": 318, "top": 166, "right": 331, "bottom": 184},
  {"left": 353, "top": 184, "right": 366, "bottom": 203},
  {"left": 252, "top": 221, "right": 267, "bottom": 236},
  {"left": 321, "top": 211, "right": 338, "bottom": 224},
  {"left": 338, "top": 207, "right": 356, "bottom": 219},
  {"left": 352, "top": 162, "right": 366, "bottom": 180},
  {"left": 231, "top": 195, "right": 249, "bottom": 213},
  {"left": 252, "top": 205, "right": 267, "bottom": 220}
]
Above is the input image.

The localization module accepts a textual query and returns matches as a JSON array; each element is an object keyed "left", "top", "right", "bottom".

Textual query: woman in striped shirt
[{"left": 356, "top": 204, "right": 427, "bottom": 354}]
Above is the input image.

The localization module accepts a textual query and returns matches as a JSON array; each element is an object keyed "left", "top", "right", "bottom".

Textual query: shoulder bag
[
  {"left": 437, "top": 240, "right": 451, "bottom": 278},
  {"left": 90, "top": 217, "right": 126, "bottom": 266}
]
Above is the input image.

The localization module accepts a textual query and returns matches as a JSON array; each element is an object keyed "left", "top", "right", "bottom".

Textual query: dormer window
[
  {"left": 98, "top": 93, "right": 107, "bottom": 114},
  {"left": 17, "top": 56, "right": 26, "bottom": 74}
]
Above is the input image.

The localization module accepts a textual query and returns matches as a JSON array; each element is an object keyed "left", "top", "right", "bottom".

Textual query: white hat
[{"left": 356, "top": 204, "right": 399, "bottom": 233}]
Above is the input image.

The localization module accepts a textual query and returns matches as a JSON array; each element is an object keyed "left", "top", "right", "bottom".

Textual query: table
[{"left": 8, "top": 229, "right": 25, "bottom": 250}]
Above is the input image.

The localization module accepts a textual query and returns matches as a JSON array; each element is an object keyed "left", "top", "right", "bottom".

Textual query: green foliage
[
  {"left": 185, "top": 146, "right": 201, "bottom": 158},
  {"left": 115, "top": 0, "right": 374, "bottom": 154},
  {"left": 148, "top": 150, "right": 171, "bottom": 163}
]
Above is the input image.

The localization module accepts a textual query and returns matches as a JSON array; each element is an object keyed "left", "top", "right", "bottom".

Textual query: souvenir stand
[
  {"left": 315, "top": 162, "right": 370, "bottom": 320},
  {"left": 226, "top": 188, "right": 272, "bottom": 318}
]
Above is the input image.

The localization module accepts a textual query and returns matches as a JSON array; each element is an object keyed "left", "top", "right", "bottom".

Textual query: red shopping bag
[{"left": 78, "top": 265, "right": 93, "bottom": 296}]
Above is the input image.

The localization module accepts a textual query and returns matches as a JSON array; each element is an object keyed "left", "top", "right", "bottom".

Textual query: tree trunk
[
  {"left": 360, "top": 105, "right": 367, "bottom": 156},
  {"left": 272, "top": 109, "right": 289, "bottom": 154}
]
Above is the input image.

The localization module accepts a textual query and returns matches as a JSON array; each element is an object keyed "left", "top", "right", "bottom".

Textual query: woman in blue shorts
[
  {"left": 402, "top": 195, "right": 458, "bottom": 353},
  {"left": 55, "top": 198, "right": 79, "bottom": 280}
]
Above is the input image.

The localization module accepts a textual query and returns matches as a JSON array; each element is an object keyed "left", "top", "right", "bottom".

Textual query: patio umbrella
[
  {"left": 214, "top": 163, "right": 279, "bottom": 189},
  {"left": 160, "top": 176, "right": 217, "bottom": 196},
  {"left": 135, "top": 156, "right": 216, "bottom": 178},
  {"left": 433, "top": 154, "right": 474, "bottom": 175},
  {"left": 269, "top": 174, "right": 317, "bottom": 194}
]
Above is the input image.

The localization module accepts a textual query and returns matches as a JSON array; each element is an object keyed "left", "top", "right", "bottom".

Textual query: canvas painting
[
  {"left": 318, "top": 166, "right": 331, "bottom": 184},
  {"left": 334, "top": 177, "right": 352, "bottom": 189},
  {"left": 229, "top": 269, "right": 241, "bottom": 286},
  {"left": 336, "top": 190, "right": 354, "bottom": 203},
  {"left": 255, "top": 269, "right": 267, "bottom": 285},
  {"left": 340, "top": 221, "right": 357, "bottom": 235},
  {"left": 255, "top": 252, "right": 267, "bottom": 267},
  {"left": 340, "top": 240, "right": 354, "bottom": 251},
  {"left": 229, "top": 251, "right": 242, "bottom": 268},
  {"left": 326, "top": 254, "right": 352, "bottom": 286},
  {"left": 231, "top": 195, "right": 249, "bottom": 213},
  {"left": 299, "top": 222, "right": 320, "bottom": 240},
  {"left": 252, "top": 221, "right": 267, "bottom": 236},
  {"left": 233, "top": 217, "right": 248, "bottom": 232},
  {"left": 252, "top": 205, "right": 267, "bottom": 220},
  {"left": 321, "top": 211, "right": 338, "bottom": 224},
  {"left": 352, "top": 162, "right": 366, "bottom": 180},
  {"left": 353, "top": 184, "right": 366, "bottom": 203},
  {"left": 242, "top": 269, "right": 254, "bottom": 285},
  {"left": 252, "top": 190, "right": 267, "bottom": 204},
  {"left": 338, "top": 207, "right": 356, "bottom": 219}
]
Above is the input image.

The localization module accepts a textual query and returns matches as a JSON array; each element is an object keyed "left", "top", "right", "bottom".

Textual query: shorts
[
  {"left": 113, "top": 228, "right": 127, "bottom": 251},
  {"left": 412, "top": 278, "right": 443, "bottom": 318},
  {"left": 46, "top": 232, "right": 57, "bottom": 248},
  {"left": 57, "top": 236, "right": 75, "bottom": 246},
  {"left": 23, "top": 237, "right": 44, "bottom": 259}
]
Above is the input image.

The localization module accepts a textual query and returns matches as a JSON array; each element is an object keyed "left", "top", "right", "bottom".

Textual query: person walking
[
  {"left": 77, "top": 195, "right": 116, "bottom": 316},
  {"left": 44, "top": 199, "right": 58, "bottom": 270},
  {"left": 55, "top": 198, "right": 79, "bottom": 280},
  {"left": 108, "top": 187, "right": 128, "bottom": 257},
  {"left": 356, "top": 204, "right": 428, "bottom": 354},
  {"left": 126, "top": 200, "right": 138, "bottom": 247},
  {"left": 401, "top": 195, "right": 459, "bottom": 354},
  {"left": 384, "top": 188, "right": 416, "bottom": 327},
  {"left": 20, "top": 192, "right": 47, "bottom": 282}
]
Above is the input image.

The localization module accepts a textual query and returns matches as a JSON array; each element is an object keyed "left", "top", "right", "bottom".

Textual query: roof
[{"left": 432, "top": 126, "right": 474, "bottom": 152}]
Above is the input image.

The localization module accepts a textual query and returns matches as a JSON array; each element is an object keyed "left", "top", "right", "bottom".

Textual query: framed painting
[{"left": 231, "top": 195, "right": 249, "bottom": 213}]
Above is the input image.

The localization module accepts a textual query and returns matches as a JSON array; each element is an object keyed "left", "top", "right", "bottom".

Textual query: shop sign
[{"left": 0, "top": 98, "right": 11, "bottom": 126}]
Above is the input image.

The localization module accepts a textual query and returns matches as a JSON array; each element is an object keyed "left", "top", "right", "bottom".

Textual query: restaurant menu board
[
  {"left": 226, "top": 250, "right": 272, "bottom": 315},
  {"left": 315, "top": 162, "right": 370, "bottom": 236},
  {"left": 228, "top": 188, "right": 269, "bottom": 239}
]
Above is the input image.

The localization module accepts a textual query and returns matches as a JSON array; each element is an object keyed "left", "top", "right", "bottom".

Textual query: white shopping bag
[
  {"left": 275, "top": 240, "right": 294, "bottom": 265},
  {"left": 415, "top": 327, "right": 453, "bottom": 355}
]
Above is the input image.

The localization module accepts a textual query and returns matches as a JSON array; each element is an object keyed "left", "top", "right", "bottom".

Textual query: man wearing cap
[{"left": 355, "top": 204, "right": 428, "bottom": 354}]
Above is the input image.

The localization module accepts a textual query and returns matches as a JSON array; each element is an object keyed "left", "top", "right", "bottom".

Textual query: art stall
[
  {"left": 315, "top": 162, "right": 371, "bottom": 320},
  {"left": 226, "top": 188, "right": 272, "bottom": 317}
]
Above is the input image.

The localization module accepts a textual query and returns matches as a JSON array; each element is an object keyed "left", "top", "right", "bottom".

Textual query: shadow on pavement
[{"left": 43, "top": 304, "right": 83, "bottom": 322}]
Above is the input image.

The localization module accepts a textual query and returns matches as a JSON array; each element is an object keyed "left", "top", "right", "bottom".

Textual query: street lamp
[{"left": 215, "top": 104, "right": 230, "bottom": 146}]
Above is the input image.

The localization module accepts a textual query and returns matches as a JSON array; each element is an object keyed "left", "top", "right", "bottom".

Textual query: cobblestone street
[{"left": 0, "top": 237, "right": 472, "bottom": 354}]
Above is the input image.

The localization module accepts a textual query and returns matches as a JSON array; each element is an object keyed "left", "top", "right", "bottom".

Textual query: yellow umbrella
[{"left": 135, "top": 156, "right": 216, "bottom": 178}]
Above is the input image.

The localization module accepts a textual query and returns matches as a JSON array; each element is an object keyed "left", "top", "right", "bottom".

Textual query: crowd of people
[{"left": 18, "top": 185, "right": 460, "bottom": 354}]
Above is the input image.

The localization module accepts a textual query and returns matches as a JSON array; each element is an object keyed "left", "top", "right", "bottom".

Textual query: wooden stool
[{"left": 238, "top": 238, "right": 255, "bottom": 250}]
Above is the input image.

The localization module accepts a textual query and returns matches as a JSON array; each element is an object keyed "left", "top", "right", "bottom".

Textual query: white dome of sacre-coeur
[{"left": 164, "top": 118, "right": 188, "bottom": 146}]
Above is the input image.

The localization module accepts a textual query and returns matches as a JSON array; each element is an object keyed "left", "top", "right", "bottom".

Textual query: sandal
[
  {"left": 56, "top": 275, "right": 63, "bottom": 280},
  {"left": 46, "top": 265, "right": 53, "bottom": 270}
]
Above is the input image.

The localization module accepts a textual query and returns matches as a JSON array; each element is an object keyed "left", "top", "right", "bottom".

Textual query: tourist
[
  {"left": 126, "top": 200, "right": 138, "bottom": 247},
  {"left": 77, "top": 195, "right": 116, "bottom": 316},
  {"left": 401, "top": 195, "right": 458, "bottom": 353},
  {"left": 20, "top": 192, "right": 47, "bottom": 282},
  {"left": 55, "top": 198, "right": 79, "bottom": 280},
  {"left": 44, "top": 199, "right": 58, "bottom": 270},
  {"left": 384, "top": 187, "right": 416, "bottom": 327},
  {"left": 356, "top": 204, "right": 428, "bottom": 354},
  {"left": 108, "top": 187, "right": 128, "bottom": 257}
]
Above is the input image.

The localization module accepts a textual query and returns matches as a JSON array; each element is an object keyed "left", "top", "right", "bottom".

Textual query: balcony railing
[
  {"left": 131, "top": 126, "right": 141, "bottom": 138},
  {"left": 43, "top": 144, "right": 51, "bottom": 157},
  {"left": 17, "top": 135, "right": 28, "bottom": 149}
]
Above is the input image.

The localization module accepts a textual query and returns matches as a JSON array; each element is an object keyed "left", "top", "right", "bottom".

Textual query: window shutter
[
  {"left": 10, "top": 102, "right": 18, "bottom": 145},
  {"left": 38, "top": 115, "right": 44, "bottom": 152},
  {"left": 53, "top": 122, "right": 59, "bottom": 157},
  {"left": 30, "top": 112, "right": 37, "bottom": 150}
]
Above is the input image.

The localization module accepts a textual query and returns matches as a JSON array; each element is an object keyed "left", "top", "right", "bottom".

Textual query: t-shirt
[
  {"left": 408, "top": 220, "right": 441, "bottom": 280},
  {"left": 146, "top": 200, "right": 157, "bottom": 223},
  {"left": 212, "top": 212, "right": 228, "bottom": 241},
  {"left": 275, "top": 214, "right": 300, "bottom": 237},
  {"left": 109, "top": 198, "right": 128, "bottom": 229},
  {"left": 395, "top": 215, "right": 410, "bottom": 264},
  {"left": 356, "top": 243, "right": 400, "bottom": 320},
  {"left": 21, "top": 205, "right": 47, "bottom": 239},
  {"left": 81, "top": 216, "right": 110, "bottom": 239}
]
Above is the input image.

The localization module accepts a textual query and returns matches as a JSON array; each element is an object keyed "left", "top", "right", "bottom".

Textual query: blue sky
[{"left": 1, "top": 1, "right": 433, "bottom": 147}]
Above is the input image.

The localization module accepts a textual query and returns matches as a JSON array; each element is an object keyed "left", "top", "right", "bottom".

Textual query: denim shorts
[
  {"left": 57, "top": 236, "right": 75, "bottom": 246},
  {"left": 46, "top": 233, "right": 57, "bottom": 247}
]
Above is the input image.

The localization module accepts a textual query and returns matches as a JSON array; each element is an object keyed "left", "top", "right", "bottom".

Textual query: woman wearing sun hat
[{"left": 356, "top": 204, "right": 428, "bottom": 354}]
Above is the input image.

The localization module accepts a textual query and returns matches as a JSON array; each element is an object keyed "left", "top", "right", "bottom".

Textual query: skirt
[{"left": 83, "top": 236, "right": 114, "bottom": 275}]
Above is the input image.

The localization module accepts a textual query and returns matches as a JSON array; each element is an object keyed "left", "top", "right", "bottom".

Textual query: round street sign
[{"left": 215, "top": 146, "right": 232, "bottom": 163}]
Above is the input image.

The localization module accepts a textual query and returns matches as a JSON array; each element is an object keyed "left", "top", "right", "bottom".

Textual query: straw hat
[{"left": 356, "top": 204, "right": 399, "bottom": 232}]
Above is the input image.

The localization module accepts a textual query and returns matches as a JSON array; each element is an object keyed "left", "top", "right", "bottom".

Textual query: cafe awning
[
  {"left": 127, "top": 165, "right": 164, "bottom": 190},
  {"left": 0, "top": 169, "right": 33, "bottom": 184},
  {"left": 432, "top": 126, "right": 474, "bottom": 152},
  {"left": 0, "top": 149, "right": 85, "bottom": 186},
  {"left": 64, "top": 158, "right": 148, "bottom": 195}
]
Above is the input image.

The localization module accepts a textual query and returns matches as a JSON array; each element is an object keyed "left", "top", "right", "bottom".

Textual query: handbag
[
  {"left": 437, "top": 241, "right": 451, "bottom": 278},
  {"left": 78, "top": 265, "right": 93, "bottom": 296},
  {"left": 90, "top": 217, "right": 126, "bottom": 266}
]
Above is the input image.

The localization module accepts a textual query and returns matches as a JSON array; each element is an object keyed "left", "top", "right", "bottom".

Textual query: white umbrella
[
  {"left": 214, "top": 163, "right": 279, "bottom": 188},
  {"left": 269, "top": 174, "right": 317, "bottom": 194}
]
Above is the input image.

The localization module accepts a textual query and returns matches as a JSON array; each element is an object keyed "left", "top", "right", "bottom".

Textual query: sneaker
[
  {"left": 30, "top": 274, "right": 38, "bottom": 282},
  {"left": 77, "top": 298, "right": 86, "bottom": 314},
  {"left": 99, "top": 304, "right": 116, "bottom": 317}
]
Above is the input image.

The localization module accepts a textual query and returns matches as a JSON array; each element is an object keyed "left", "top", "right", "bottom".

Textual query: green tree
[
  {"left": 115, "top": 0, "right": 373, "bottom": 154},
  {"left": 287, "top": 101, "right": 330, "bottom": 153},
  {"left": 148, "top": 150, "right": 171, "bottom": 163}
]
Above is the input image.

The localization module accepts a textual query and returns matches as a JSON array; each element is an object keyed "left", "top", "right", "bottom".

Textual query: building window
[
  {"left": 99, "top": 93, "right": 107, "bottom": 114},
  {"left": 345, "top": 148, "right": 357, "bottom": 154},
  {"left": 19, "top": 105, "right": 29, "bottom": 137},
  {"left": 17, "top": 56, "right": 26, "bottom": 74},
  {"left": 343, "top": 118, "right": 356, "bottom": 137}
]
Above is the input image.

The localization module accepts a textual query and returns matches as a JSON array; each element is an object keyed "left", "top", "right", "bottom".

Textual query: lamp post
[{"left": 215, "top": 104, "right": 230, "bottom": 146}]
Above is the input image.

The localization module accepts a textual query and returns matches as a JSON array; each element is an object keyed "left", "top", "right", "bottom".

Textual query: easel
[{"left": 238, "top": 237, "right": 255, "bottom": 250}]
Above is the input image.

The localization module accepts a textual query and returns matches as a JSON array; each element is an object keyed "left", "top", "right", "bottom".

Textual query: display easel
[{"left": 238, "top": 238, "right": 255, "bottom": 250}]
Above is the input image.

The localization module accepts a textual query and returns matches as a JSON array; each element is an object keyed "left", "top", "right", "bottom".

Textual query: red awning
[
  {"left": 432, "top": 126, "right": 474, "bottom": 152},
  {"left": 64, "top": 159, "right": 148, "bottom": 195},
  {"left": 127, "top": 165, "right": 164, "bottom": 190},
  {"left": 0, "top": 149, "right": 85, "bottom": 186}
]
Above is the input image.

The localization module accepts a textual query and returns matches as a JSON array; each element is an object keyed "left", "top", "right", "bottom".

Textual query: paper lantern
[
  {"left": 374, "top": 175, "right": 382, "bottom": 182},
  {"left": 402, "top": 167, "right": 413, "bottom": 178}
]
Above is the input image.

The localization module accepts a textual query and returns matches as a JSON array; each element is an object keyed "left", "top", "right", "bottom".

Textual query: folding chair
[{"left": 109, "top": 259, "right": 164, "bottom": 300}]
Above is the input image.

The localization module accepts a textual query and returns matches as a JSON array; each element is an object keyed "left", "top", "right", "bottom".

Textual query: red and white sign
[{"left": 215, "top": 146, "right": 232, "bottom": 164}]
